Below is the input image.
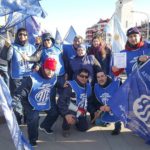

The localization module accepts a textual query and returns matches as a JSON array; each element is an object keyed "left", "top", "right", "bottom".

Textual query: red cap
[{"left": 43, "top": 58, "right": 57, "bottom": 71}]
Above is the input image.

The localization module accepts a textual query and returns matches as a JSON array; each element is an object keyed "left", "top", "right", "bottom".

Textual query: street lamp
[{"left": 131, "top": 10, "right": 150, "bottom": 40}]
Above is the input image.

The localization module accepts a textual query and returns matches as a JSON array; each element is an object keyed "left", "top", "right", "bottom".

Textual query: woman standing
[{"left": 88, "top": 35, "right": 111, "bottom": 75}]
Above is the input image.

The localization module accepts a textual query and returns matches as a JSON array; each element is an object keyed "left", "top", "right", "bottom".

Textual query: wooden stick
[{"left": 91, "top": 110, "right": 102, "bottom": 124}]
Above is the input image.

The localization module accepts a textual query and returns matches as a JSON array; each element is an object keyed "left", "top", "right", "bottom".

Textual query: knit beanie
[{"left": 77, "top": 44, "right": 86, "bottom": 51}]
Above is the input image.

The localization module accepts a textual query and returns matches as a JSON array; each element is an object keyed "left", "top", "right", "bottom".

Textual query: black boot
[{"left": 111, "top": 129, "right": 121, "bottom": 135}]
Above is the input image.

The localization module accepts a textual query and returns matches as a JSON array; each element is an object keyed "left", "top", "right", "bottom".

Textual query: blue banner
[
  {"left": 0, "top": 0, "right": 46, "bottom": 18},
  {"left": 109, "top": 60, "right": 150, "bottom": 143},
  {"left": 0, "top": 12, "right": 30, "bottom": 34},
  {"left": 63, "top": 25, "right": 77, "bottom": 44},
  {"left": 0, "top": 77, "right": 33, "bottom": 150},
  {"left": 55, "top": 28, "right": 63, "bottom": 44}
]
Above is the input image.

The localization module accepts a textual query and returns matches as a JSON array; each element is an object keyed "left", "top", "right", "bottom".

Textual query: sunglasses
[
  {"left": 18, "top": 33, "right": 27, "bottom": 36},
  {"left": 79, "top": 74, "right": 89, "bottom": 79},
  {"left": 44, "top": 39, "right": 50, "bottom": 41}
]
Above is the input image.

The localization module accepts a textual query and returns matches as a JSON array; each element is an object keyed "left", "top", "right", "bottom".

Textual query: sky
[
  {"left": 39, "top": 0, "right": 150, "bottom": 39},
  {"left": 1, "top": 0, "right": 149, "bottom": 38}
]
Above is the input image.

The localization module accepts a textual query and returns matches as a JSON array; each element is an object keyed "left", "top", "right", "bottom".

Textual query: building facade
[{"left": 85, "top": 18, "right": 110, "bottom": 44}]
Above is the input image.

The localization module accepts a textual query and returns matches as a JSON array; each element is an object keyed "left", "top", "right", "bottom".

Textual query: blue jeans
[{"left": 22, "top": 99, "right": 59, "bottom": 143}]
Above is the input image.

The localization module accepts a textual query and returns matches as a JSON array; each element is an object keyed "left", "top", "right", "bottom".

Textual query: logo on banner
[{"left": 133, "top": 95, "right": 150, "bottom": 127}]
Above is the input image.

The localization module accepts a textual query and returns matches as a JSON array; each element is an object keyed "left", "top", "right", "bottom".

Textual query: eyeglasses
[
  {"left": 44, "top": 39, "right": 50, "bottom": 41},
  {"left": 79, "top": 74, "right": 89, "bottom": 79},
  {"left": 18, "top": 33, "right": 27, "bottom": 36}
]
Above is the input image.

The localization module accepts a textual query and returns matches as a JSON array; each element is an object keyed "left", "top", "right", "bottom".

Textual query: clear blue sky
[{"left": 39, "top": 0, "right": 150, "bottom": 38}]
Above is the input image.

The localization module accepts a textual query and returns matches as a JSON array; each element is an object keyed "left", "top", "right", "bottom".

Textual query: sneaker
[
  {"left": 39, "top": 125, "right": 53, "bottom": 134},
  {"left": 62, "top": 130, "right": 70, "bottom": 138},
  {"left": 30, "top": 141, "right": 37, "bottom": 147},
  {"left": 111, "top": 129, "right": 121, "bottom": 135}
]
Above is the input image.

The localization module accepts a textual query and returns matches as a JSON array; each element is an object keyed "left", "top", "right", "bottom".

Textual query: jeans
[{"left": 22, "top": 98, "right": 59, "bottom": 143}]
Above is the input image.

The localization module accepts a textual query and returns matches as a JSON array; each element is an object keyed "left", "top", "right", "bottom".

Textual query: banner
[
  {"left": 0, "top": 77, "right": 33, "bottom": 150},
  {"left": 109, "top": 60, "right": 150, "bottom": 143},
  {"left": 0, "top": 0, "right": 46, "bottom": 18},
  {"left": 63, "top": 25, "right": 77, "bottom": 44}
]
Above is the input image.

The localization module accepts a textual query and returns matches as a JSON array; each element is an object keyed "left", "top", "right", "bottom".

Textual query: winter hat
[
  {"left": 126, "top": 27, "right": 140, "bottom": 36},
  {"left": 42, "top": 33, "right": 55, "bottom": 43},
  {"left": 77, "top": 44, "right": 86, "bottom": 51},
  {"left": 43, "top": 58, "right": 57, "bottom": 71}
]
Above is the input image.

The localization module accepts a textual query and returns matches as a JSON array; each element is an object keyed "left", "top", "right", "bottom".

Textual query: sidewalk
[{"left": 0, "top": 116, "right": 149, "bottom": 150}]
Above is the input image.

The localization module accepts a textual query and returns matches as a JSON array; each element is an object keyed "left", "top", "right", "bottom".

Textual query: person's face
[
  {"left": 44, "top": 68, "right": 55, "bottom": 78},
  {"left": 77, "top": 72, "right": 89, "bottom": 85},
  {"left": 97, "top": 72, "right": 107, "bottom": 86},
  {"left": 128, "top": 34, "right": 141, "bottom": 45},
  {"left": 18, "top": 31, "right": 28, "bottom": 42},
  {"left": 77, "top": 47, "right": 86, "bottom": 56},
  {"left": 92, "top": 38, "right": 100, "bottom": 48},
  {"left": 43, "top": 39, "right": 52, "bottom": 48},
  {"left": 73, "top": 38, "right": 83, "bottom": 49},
  {"left": 35, "top": 36, "right": 41, "bottom": 44}
]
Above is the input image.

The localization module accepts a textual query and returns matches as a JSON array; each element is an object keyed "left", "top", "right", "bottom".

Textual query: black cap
[{"left": 126, "top": 27, "right": 140, "bottom": 36}]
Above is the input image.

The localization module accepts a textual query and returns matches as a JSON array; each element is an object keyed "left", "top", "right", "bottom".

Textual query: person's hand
[
  {"left": 63, "top": 81, "right": 69, "bottom": 88},
  {"left": 100, "top": 106, "right": 105, "bottom": 112},
  {"left": 104, "top": 106, "right": 110, "bottom": 112},
  {"left": 139, "top": 55, "right": 149, "bottom": 62},
  {"left": 112, "top": 66, "right": 120, "bottom": 72},
  {"left": 100, "top": 106, "right": 110, "bottom": 112},
  {"left": 21, "top": 53, "right": 30, "bottom": 61},
  {"left": 65, "top": 114, "right": 76, "bottom": 125},
  {"left": 32, "top": 65, "right": 40, "bottom": 72}
]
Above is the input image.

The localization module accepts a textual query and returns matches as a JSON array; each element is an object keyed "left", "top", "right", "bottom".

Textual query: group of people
[{"left": 0, "top": 26, "right": 150, "bottom": 147}]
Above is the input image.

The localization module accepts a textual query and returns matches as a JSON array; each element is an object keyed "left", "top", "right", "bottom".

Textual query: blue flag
[
  {"left": 109, "top": 60, "right": 150, "bottom": 143},
  {"left": 0, "top": 0, "right": 46, "bottom": 18},
  {"left": 63, "top": 25, "right": 77, "bottom": 44},
  {"left": 0, "top": 77, "right": 33, "bottom": 150},
  {"left": 25, "top": 16, "right": 42, "bottom": 43},
  {"left": 0, "top": 12, "right": 30, "bottom": 34},
  {"left": 55, "top": 28, "right": 63, "bottom": 44}
]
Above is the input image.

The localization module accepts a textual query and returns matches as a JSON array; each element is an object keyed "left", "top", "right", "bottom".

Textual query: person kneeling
[{"left": 58, "top": 68, "right": 92, "bottom": 137}]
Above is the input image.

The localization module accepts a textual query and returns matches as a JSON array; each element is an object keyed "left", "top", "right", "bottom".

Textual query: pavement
[{"left": 0, "top": 115, "right": 150, "bottom": 150}]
